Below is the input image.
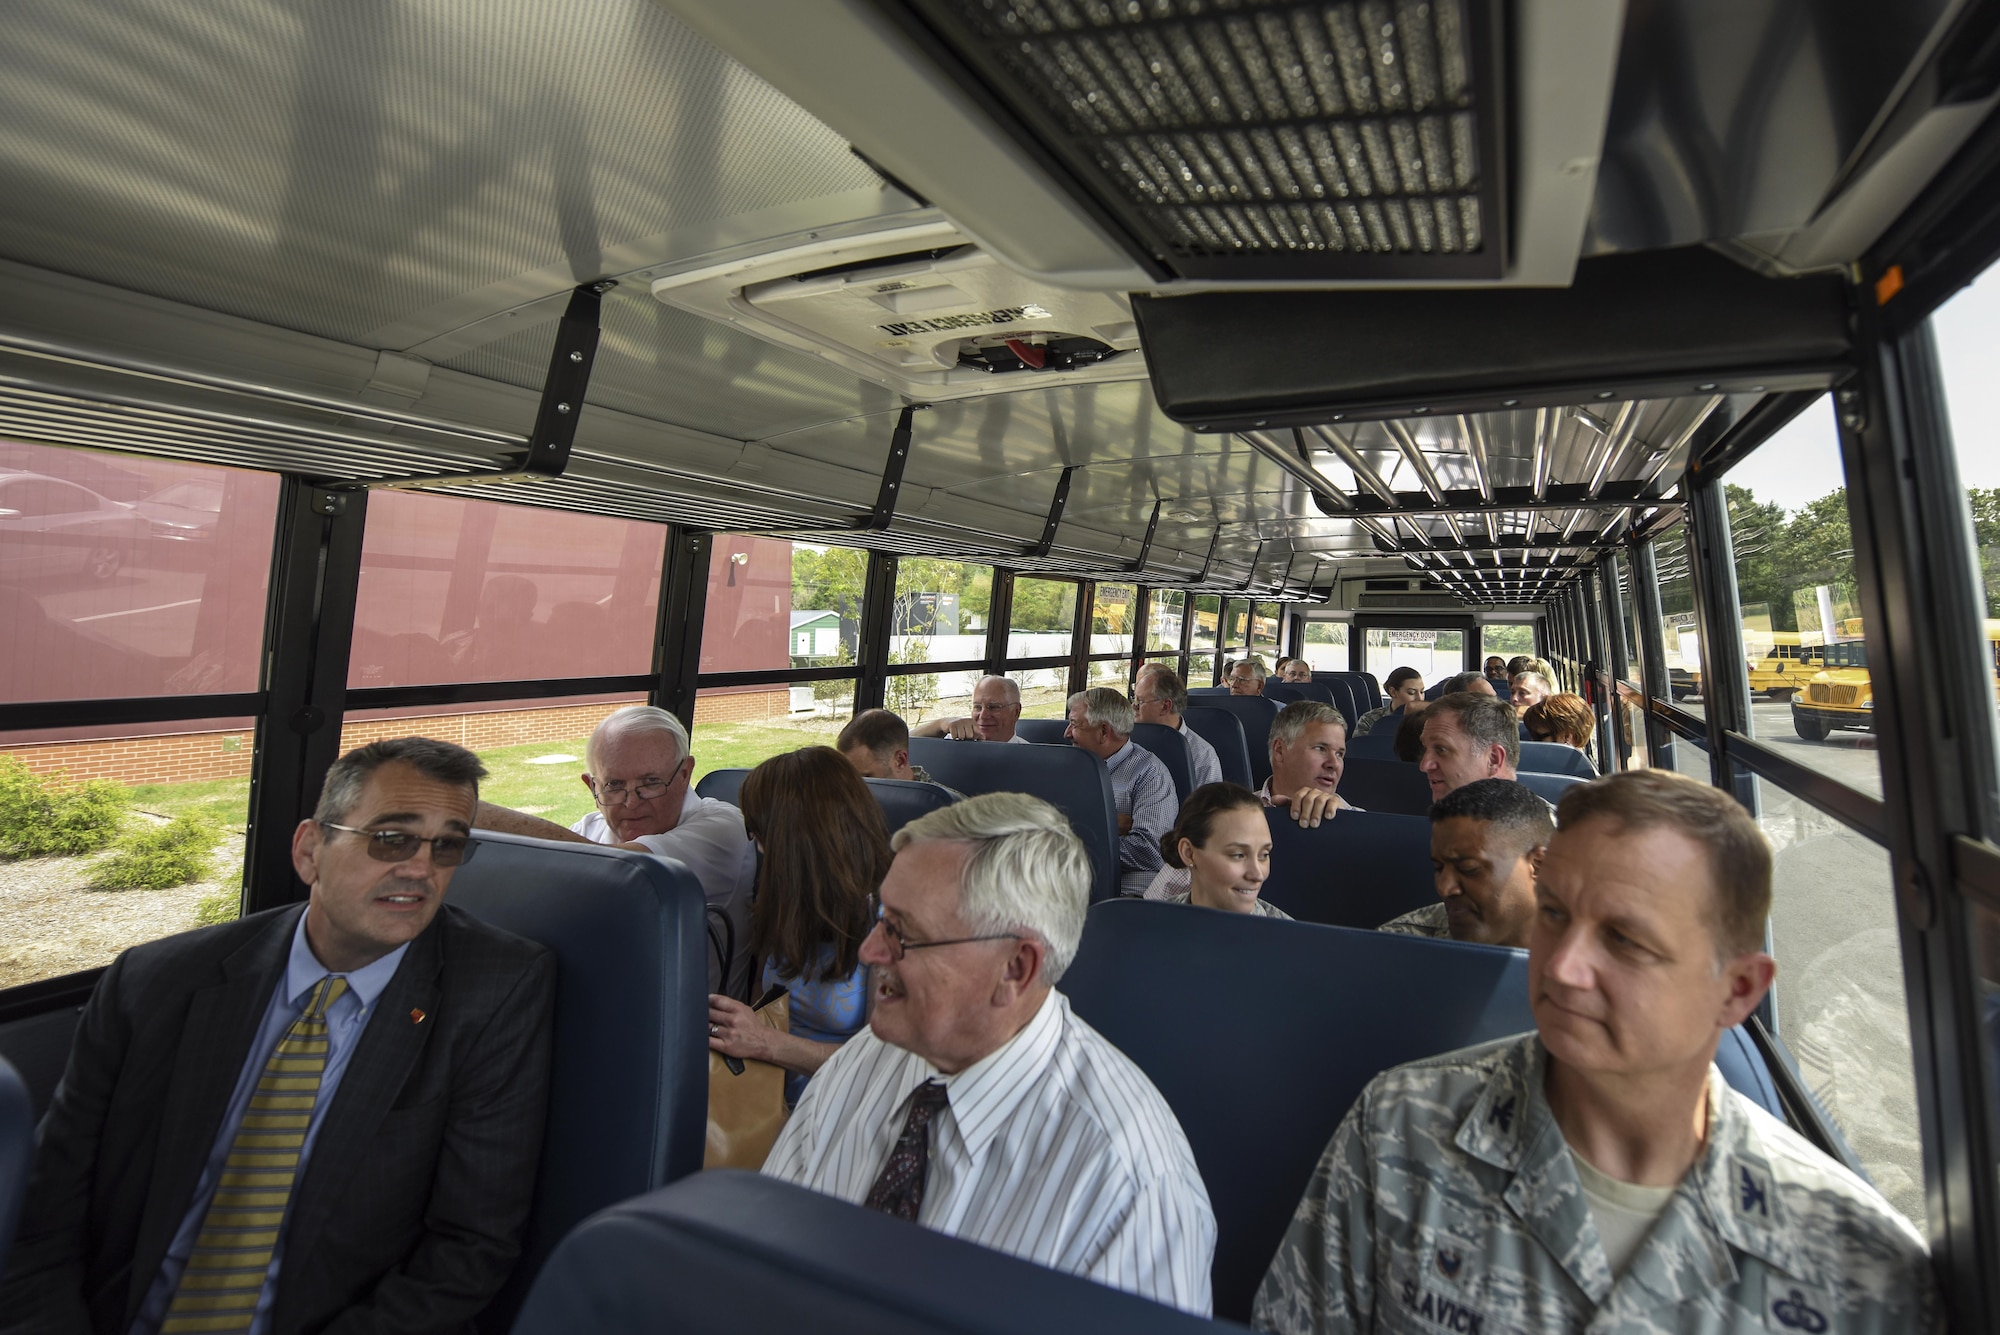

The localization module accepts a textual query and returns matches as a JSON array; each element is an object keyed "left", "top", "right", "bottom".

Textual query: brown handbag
[{"left": 703, "top": 990, "right": 792, "bottom": 1170}]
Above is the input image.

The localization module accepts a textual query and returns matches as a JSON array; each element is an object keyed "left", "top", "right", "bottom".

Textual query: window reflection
[
  {"left": 0, "top": 440, "right": 279, "bottom": 703},
  {"left": 1008, "top": 578, "right": 1077, "bottom": 660}
]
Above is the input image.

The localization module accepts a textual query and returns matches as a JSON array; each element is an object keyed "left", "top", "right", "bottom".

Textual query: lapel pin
[{"left": 410, "top": 1008, "right": 427, "bottom": 1024}]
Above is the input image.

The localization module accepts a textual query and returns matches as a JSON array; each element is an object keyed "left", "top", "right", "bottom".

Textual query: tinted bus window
[{"left": 0, "top": 441, "right": 278, "bottom": 703}]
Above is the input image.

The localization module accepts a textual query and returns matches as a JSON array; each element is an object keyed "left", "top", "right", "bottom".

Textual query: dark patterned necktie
[{"left": 863, "top": 1080, "right": 949, "bottom": 1221}]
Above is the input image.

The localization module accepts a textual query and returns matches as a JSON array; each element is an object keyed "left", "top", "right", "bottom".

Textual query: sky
[{"left": 1723, "top": 264, "right": 2000, "bottom": 515}]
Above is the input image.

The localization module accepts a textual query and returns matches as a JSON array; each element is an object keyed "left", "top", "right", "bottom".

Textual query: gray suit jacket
[{"left": 0, "top": 903, "right": 556, "bottom": 1335}]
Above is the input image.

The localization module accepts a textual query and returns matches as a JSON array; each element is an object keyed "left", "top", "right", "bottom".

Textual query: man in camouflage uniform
[{"left": 1256, "top": 769, "right": 1939, "bottom": 1334}]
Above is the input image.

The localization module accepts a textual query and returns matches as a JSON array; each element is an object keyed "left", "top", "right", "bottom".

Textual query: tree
[{"left": 791, "top": 546, "right": 866, "bottom": 618}]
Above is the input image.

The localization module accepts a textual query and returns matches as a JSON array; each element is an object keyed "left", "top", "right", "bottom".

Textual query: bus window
[
  {"left": 1653, "top": 519, "right": 1703, "bottom": 715},
  {"left": 1480, "top": 621, "right": 1535, "bottom": 665},
  {"left": 0, "top": 440, "right": 282, "bottom": 988},
  {"left": 882, "top": 557, "right": 994, "bottom": 734},
  {"left": 1721, "top": 397, "right": 1881, "bottom": 799},
  {"left": 1007, "top": 577, "right": 1078, "bottom": 716},
  {"left": 1087, "top": 583, "right": 1138, "bottom": 689},
  {"left": 693, "top": 536, "right": 871, "bottom": 775},
  {"left": 1298, "top": 617, "right": 1348, "bottom": 673},
  {"left": 1144, "top": 589, "right": 1185, "bottom": 678},
  {"left": 1189, "top": 593, "right": 1221, "bottom": 684},
  {"left": 1756, "top": 777, "right": 1926, "bottom": 1231}
]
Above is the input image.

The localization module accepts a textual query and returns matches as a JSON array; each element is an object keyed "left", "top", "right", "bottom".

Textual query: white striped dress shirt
[{"left": 763, "top": 989, "right": 1217, "bottom": 1314}]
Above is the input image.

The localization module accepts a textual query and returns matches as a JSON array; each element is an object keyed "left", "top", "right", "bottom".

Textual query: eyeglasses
[
  {"left": 318, "top": 822, "right": 478, "bottom": 867},
  {"left": 586, "top": 776, "right": 673, "bottom": 807},
  {"left": 868, "top": 895, "right": 1021, "bottom": 963}
]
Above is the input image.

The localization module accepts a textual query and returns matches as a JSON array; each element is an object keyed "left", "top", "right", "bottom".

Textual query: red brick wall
[
  {"left": 1, "top": 729, "right": 256, "bottom": 786},
  {"left": 0, "top": 692, "right": 794, "bottom": 785}
]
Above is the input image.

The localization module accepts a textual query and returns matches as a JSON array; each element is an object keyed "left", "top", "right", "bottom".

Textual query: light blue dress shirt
[
  {"left": 131, "top": 912, "right": 412, "bottom": 1335},
  {"left": 1105, "top": 739, "right": 1179, "bottom": 896}
]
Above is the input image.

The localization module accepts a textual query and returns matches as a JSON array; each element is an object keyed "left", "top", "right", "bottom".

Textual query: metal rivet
[
  {"left": 1502, "top": 399, "right": 1519, "bottom": 407},
  {"left": 569, "top": 351, "right": 584, "bottom": 363},
  {"left": 1596, "top": 391, "right": 1614, "bottom": 400},
  {"left": 555, "top": 403, "right": 571, "bottom": 414},
  {"left": 1696, "top": 382, "right": 1717, "bottom": 391}
]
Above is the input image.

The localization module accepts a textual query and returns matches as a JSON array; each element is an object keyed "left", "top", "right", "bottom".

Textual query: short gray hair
[
  {"left": 1137, "top": 662, "right": 1187, "bottom": 712},
  {"left": 1067, "top": 687, "right": 1134, "bottom": 737},
  {"left": 1233, "top": 656, "right": 1267, "bottom": 681},
  {"left": 891, "top": 792, "right": 1090, "bottom": 983},
  {"left": 1426, "top": 692, "right": 1520, "bottom": 766},
  {"left": 315, "top": 737, "right": 486, "bottom": 822},
  {"left": 1269, "top": 699, "right": 1345, "bottom": 756},
  {"left": 1511, "top": 671, "right": 1554, "bottom": 696},
  {"left": 974, "top": 675, "right": 1022, "bottom": 705},
  {"left": 587, "top": 705, "right": 690, "bottom": 773}
]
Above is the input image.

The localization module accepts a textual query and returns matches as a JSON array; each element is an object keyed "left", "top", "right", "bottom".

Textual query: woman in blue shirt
[{"left": 707, "top": 746, "right": 890, "bottom": 1106}]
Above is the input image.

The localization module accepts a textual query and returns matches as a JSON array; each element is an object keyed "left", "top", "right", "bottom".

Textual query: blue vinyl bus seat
[
  {"left": 1061, "top": 901, "right": 1783, "bottom": 1322},
  {"left": 0, "top": 1055, "right": 30, "bottom": 1282},
  {"left": 863, "top": 778, "right": 958, "bottom": 833},
  {"left": 1131, "top": 721, "right": 1194, "bottom": 801},
  {"left": 1346, "top": 729, "right": 1400, "bottom": 760},
  {"left": 1186, "top": 695, "right": 1281, "bottom": 788},
  {"left": 1517, "top": 770, "right": 1587, "bottom": 804},
  {"left": 694, "top": 767, "right": 748, "bottom": 805},
  {"left": 1180, "top": 707, "right": 1253, "bottom": 788},
  {"left": 1061, "top": 901, "right": 1535, "bottom": 1321},
  {"left": 450, "top": 832, "right": 709, "bottom": 1331},
  {"left": 908, "top": 738, "right": 1120, "bottom": 902},
  {"left": 1518, "top": 740, "right": 1598, "bottom": 777},
  {"left": 1013, "top": 718, "right": 1070, "bottom": 745},
  {"left": 1257, "top": 809, "right": 1436, "bottom": 928},
  {"left": 1261, "top": 682, "right": 1303, "bottom": 704},
  {"left": 1336, "top": 756, "right": 1435, "bottom": 816},
  {"left": 512, "top": 1171, "right": 1238, "bottom": 1335},
  {"left": 1187, "top": 685, "right": 1228, "bottom": 696}
]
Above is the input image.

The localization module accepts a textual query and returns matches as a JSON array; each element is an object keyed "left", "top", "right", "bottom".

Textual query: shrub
[
  {"left": 193, "top": 892, "right": 241, "bottom": 926},
  {"left": 97, "top": 816, "right": 223, "bottom": 890},
  {"left": 0, "top": 757, "right": 127, "bottom": 857}
]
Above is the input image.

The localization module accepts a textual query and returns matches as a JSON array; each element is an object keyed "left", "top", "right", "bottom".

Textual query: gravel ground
[{"left": 0, "top": 836, "right": 241, "bottom": 990}]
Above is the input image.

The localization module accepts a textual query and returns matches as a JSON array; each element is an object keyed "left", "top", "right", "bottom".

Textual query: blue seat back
[
  {"left": 1347, "top": 728, "right": 1400, "bottom": 760},
  {"left": 694, "top": 767, "right": 749, "bottom": 805},
  {"left": 1013, "top": 718, "right": 1071, "bottom": 745},
  {"left": 1062, "top": 901, "right": 1535, "bottom": 1321},
  {"left": 1259, "top": 808, "right": 1436, "bottom": 928},
  {"left": 1517, "top": 740, "right": 1597, "bottom": 777},
  {"left": 1357, "top": 671, "right": 1382, "bottom": 702},
  {"left": 1186, "top": 695, "right": 1281, "bottom": 787},
  {"left": 450, "top": 832, "right": 710, "bottom": 1329},
  {"left": 863, "top": 778, "right": 957, "bottom": 833},
  {"left": 908, "top": 738, "right": 1120, "bottom": 901},
  {"left": 1060, "top": 902, "right": 1784, "bottom": 1322},
  {"left": 1131, "top": 721, "right": 1194, "bottom": 801},
  {"left": 1336, "top": 756, "right": 1435, "bottom": 816},
  {"left": 1424, "top": 679, "right": 1449, "bottom": 700},
  {"left": 0, "top": 1055, "right": 29, "bottom": 1282},
  {"left": 1187, "top": 685, "right": 1229, "bottom": 696},
  {"left": 1517, "top": 770, "right": 1587, "bottom": 804},
  {"left": 1180, "top": 707, "right": 1253, "bottom": 788},
  {"left": 1262, "top": 682, "right": 1305, "bottom": 705},
  {"left": 512, "top": 1171, "right": 1235, "bottom": 1334}
]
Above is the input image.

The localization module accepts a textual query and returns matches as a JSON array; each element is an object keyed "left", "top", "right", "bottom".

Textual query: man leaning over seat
[
  {"left": 1262, "top": 700, "right": 1360, "bottom": 829},
  {"left": 910, "top": 674, "right": 1030, "bottom": 743},
  {"left": 765, "top": 793, "right": 1216, "bottom": 1314},
  {"left": 1, "top": 738, "right": 556, "bottom": 1335},
  {"left": 473, "top": 704, "right": 757, "bottom": 994},
  {"left": 1254, "top": 769, "right": 1938, "bottom": 1334}
]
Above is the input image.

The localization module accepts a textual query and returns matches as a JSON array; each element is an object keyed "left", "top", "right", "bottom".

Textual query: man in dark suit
[{"left": 2, "top": 737, "right": 556, "bottom": 1335}]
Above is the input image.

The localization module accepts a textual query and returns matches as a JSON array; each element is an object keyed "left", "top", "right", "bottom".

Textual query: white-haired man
[
  {"left": 911, "top": 675, "right": 1030, "bottom": 743},
  {"left": 474, "top": 705, "right": 756, "bottom": 992},
  {"left": 1228, "top": 656, "right": 1268, "bottom": 696},
  {"left": 764, "top": 793, "right": 1215, "bottom": 1313},
  {"left": 1065, "top": 687, "right": 1179, "bottom": 896}
]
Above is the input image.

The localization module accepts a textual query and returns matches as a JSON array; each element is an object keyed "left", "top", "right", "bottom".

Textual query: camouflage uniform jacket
[
  {"left": 1254, "top": 1034, "right": 1939, "bottom": 1335},
  {"left": 1378, "top": 902, "right": 1450, "bottom": 938}
]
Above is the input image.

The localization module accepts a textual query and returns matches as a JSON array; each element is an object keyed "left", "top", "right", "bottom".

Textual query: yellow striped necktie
[{"left": 163, "top": 975, "right": 349, "bottom": 1334}]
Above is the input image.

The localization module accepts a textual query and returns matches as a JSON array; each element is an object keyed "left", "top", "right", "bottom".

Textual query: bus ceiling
[{"left": 0, "top": 0, "right": 1998, "bottom": 610}]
